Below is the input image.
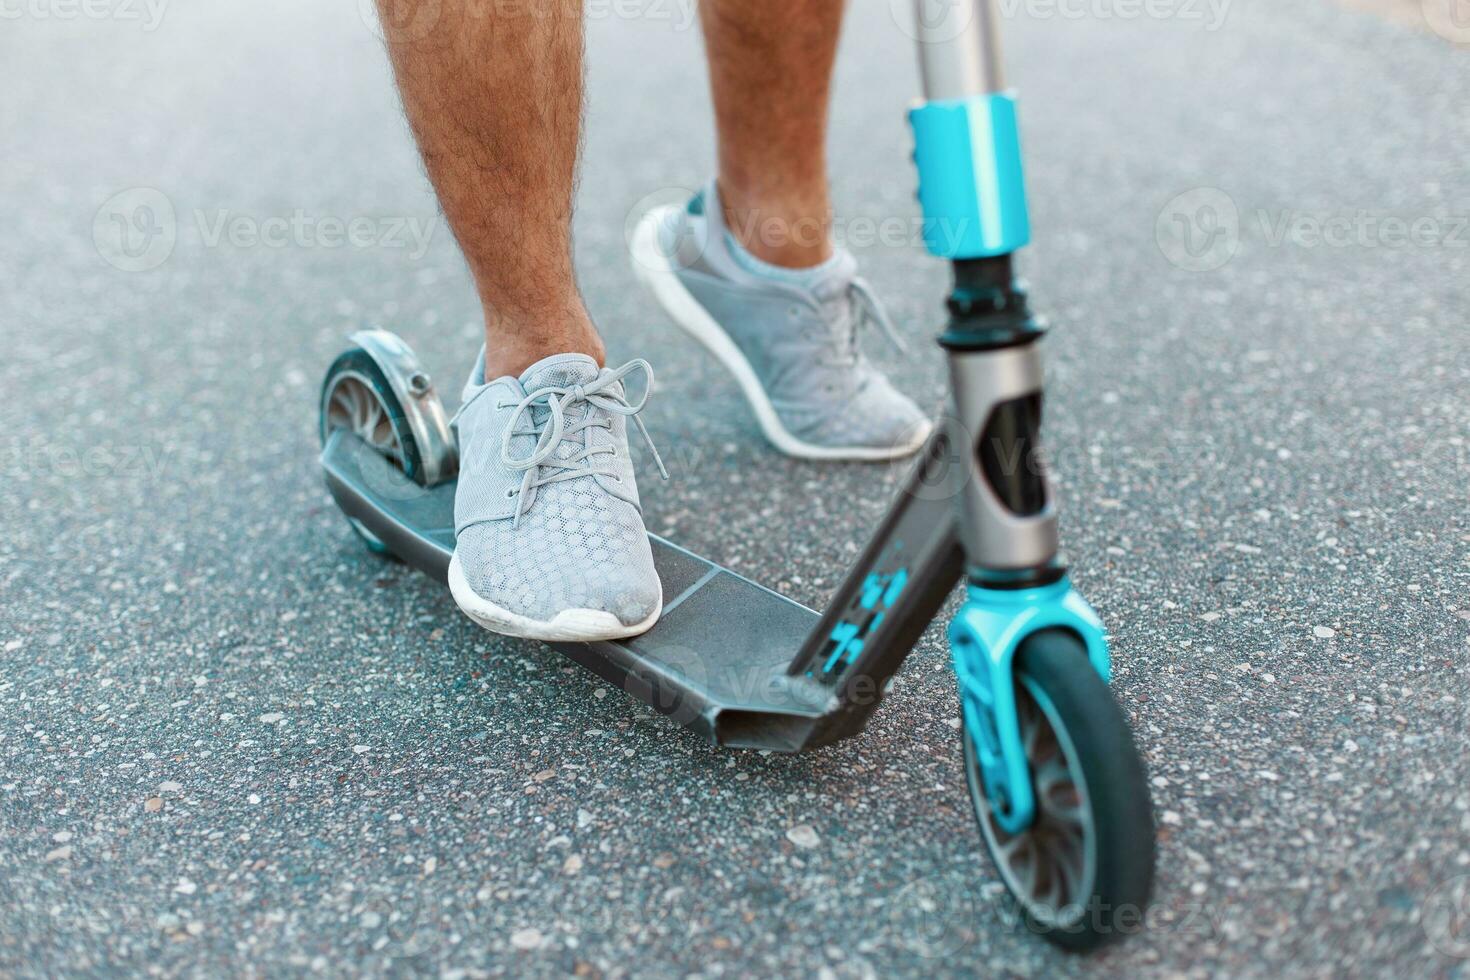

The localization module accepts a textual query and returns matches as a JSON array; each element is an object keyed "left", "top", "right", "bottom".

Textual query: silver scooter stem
[
  {"left": 910, "top": 0, "right": 1062, "bottom": 577},
  {"left": 914, "top": 0, "right": 1007, "bottom": 99}
]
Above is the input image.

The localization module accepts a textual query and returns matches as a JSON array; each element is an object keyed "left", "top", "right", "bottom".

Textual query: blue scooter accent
[
  {"left": 819, "top": 568, "right": 910, "bottom": 677},
  {"left": 949, "top": 576, "right": 1110, "bottom": 834},
  {"left": 908, "top": 92, "right": 1031, "bottom": 259}
]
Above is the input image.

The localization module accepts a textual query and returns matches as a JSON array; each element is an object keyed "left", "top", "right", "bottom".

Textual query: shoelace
[
  {"left": 813, "top": 277, "right": 909, "bottom": 366},
  {"left": 849, "top": 277, "right": 909, "bottom": 356},
  {"left": 498, "top": 359, "right": 667, "bottom": 527}
]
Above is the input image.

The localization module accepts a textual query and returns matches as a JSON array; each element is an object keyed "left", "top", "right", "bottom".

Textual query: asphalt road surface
[{"left": 4, "top": 0, "right": 1469, "bottom": 976}]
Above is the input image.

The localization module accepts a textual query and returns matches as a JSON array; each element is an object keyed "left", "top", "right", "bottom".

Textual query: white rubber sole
[
  {"left": 629, "top": 207, "right": 931, "bottom": 462},
  {"left": 448, "top": 551, "right": 662, "bottom": 642}
]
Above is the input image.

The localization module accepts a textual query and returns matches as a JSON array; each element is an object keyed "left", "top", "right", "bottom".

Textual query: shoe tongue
[
  {"left": 516, "top": 353, "right": 603, "bottom": 462},
  {"left": 807, "top": 249, "right": 859, "bottom": 303},
  {"left": 804, "top": 251, "right": 862, "bottom": 360},
  {"left": 519, "top": 352, "right": 600, "bottom": 394}
]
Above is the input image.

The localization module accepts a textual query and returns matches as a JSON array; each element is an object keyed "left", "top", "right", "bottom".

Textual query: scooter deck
[{"left": 321, "top": 430, "right": 835, "bottom": 751}]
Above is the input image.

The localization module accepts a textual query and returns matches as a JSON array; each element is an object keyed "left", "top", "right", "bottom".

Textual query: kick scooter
[{"left": 318, "top": 0, "right": 1154, "bottom": 949}]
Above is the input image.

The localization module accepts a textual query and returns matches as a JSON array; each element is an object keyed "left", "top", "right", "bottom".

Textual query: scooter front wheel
[{"left": 964, "top": 628, "right": 1155, "bottom": 951}]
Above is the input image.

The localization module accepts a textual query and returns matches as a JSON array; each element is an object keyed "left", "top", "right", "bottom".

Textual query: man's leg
[
  {"left": 699, "top": 0, "right": 846, "bottom": 270},
  {"left": 378, "top": 1, "right": 662, "bottom": 643},
  {"left": 377, "top": 0, "right": 600, "bottom": 378}
]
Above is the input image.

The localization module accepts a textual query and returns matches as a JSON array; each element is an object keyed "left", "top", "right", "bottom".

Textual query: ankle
[
  {"left": 482, "top": 305, "right": 605, "bottom": 379},
  {"left": 717, "top": 177, "right": 834, "bottom": 269}
]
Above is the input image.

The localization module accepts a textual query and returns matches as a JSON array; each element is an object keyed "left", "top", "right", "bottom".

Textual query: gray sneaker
[
  {"left": 630, "top": 181, "right": 932, "bottom": 460},
  {"left": 448, "top": 350, "right": 665, "bottom": 642}
]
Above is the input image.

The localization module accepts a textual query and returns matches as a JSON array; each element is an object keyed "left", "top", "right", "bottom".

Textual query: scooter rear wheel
[
  {"left": 963, "top": 628, "right": 1155, "bottom": 951},
  {"left": 319, "top": 347, "right": 425, "bottom": 556}
]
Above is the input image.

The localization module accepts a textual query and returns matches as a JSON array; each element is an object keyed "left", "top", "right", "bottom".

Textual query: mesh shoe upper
[
  {"left": 654, "top": 180, "right": 931, "bottom": 454},
  {"left": 452, "top": 352, "right": 661, "bottom": 627}
]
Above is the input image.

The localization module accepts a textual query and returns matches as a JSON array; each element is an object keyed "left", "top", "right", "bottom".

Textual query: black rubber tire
[
  {"left": 965, "top": 628, "right": 1156, "bottom": 952},
  {"left": 319, "top": 348, "right": 424, "bottom": 557}
]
